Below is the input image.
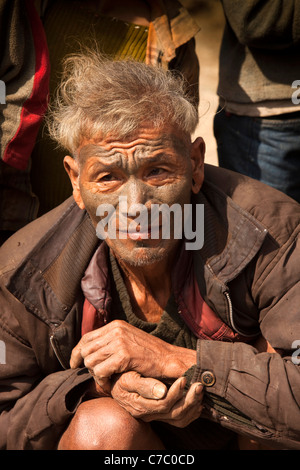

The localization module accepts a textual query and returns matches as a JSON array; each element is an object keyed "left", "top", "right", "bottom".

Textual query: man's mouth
[{"left": 117, "top": 224, "right": 161, "bottom": 240}]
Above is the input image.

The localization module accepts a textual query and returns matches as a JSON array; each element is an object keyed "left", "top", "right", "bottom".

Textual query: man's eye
[
  {"left": 148, "top": 168, "right": 165, "bottom": 177},
  {"left": 99, "top": 174, "right": 117, "bottom": 182}
]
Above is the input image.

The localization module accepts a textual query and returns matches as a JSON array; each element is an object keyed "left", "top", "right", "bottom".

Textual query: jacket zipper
[
  {"left": 224, "top": 290, "right": 260, "bottom": 338},
  {"left": 49, "top": 334, "right": 67, "bottom": 369},
  {"left": 224, "top": 290, "right": 247, "bottom": 337},
  {"left": 224, "top": 291, "right": 234, "bottom": 328}
]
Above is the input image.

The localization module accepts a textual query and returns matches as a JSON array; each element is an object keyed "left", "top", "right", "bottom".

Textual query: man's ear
[
  {"left": 191, "top": 137, "right": 205, "bottom": 194},
  {"left": 64, "top": 156, "right": 85, "bottom": 209}
]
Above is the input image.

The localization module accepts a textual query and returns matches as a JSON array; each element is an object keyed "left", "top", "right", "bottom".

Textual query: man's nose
[{"left": 120, "top": 178, "right": 152, "bottom": 216}]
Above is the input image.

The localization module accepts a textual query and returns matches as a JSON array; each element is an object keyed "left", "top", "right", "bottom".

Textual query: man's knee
[{"left": 58, "top": 397, "right": 163, "bottom": 450}]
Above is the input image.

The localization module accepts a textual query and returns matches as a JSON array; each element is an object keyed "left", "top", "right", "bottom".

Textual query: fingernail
[
  {"left": 195, "top": 384, "right": 203, "bottom": 395},
  {"left": 152, "top": 383, "right": 166, "bottom": 399}
]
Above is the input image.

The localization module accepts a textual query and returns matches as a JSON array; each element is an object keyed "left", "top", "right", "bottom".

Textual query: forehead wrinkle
[
  {"left": 80, "top": 142, "right": 160, "bottom": 162},
  {"left": 79, "top": 145, "right": 126, "bottom": 170},
  {"left": 79, "top": 144, "right": 119, "bottom": 160},
  {"left": 78, "top": 132, "right": 189, "bottom": 168}
]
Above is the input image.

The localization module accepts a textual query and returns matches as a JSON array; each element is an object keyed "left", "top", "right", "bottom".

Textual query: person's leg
[
  {"left": 214, "top": 108, "right": 259, "bottom": 179},
  {"left": 254, "top": 113, "right": 300, "bottom": 202},
  {"left": 214, "top": 108, "right": 300, "bottom": 203},
  {"left": 57, "top": 397, "right": 165, "bottom": 450}
]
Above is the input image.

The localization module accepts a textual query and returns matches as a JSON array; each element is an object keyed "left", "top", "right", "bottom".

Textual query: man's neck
[{"left": 117, "top": 255, "right": 174, "bottom": 323}]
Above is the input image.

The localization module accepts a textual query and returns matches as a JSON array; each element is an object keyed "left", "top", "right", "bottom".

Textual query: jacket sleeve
[
  {"left": 221, "top": 0, "right": 300, "bottom": 49},
  {"left": 195, "top": 229, "right": 300, "bottom": 449},
  {"left": 0, "top": 288, "right": 93, "bottom": 450}
]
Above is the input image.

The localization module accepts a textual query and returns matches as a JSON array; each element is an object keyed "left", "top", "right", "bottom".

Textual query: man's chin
[
  {"left": 116, "top": 245, "right": 167, "bottom": 267},
  {"left": 107, "top": 238, "right": 171, "bottom": 267}
]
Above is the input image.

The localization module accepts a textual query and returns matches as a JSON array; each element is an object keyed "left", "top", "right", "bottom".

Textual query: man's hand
[
  {"left": 70, "top": 320, "right": 197, "bottom": 392},
  {"left": 111, "top": 371, "right": 204, "bottom": 427}
]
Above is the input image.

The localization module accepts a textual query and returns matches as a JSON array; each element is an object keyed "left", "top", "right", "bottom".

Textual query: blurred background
[{"left": 182, "top": 0, "right": 225, "bottom": 166}]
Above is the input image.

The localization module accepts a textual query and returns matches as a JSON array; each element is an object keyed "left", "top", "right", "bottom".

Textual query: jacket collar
[
  {"left": 192, "top": 180, "right": 268, "bottom": 330},
  {"left": 147, "top": 0, "right": 200, "bottom": 64},
  {"left": 5, "top": 198, "right": 99, "bottom": 326},
  {"left": 195, "top": 180, "right": 268, "bottom": 284}
]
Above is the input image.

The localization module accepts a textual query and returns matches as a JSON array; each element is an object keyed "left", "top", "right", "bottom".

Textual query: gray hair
[{"left": 47, "top": 51, "right": 199, "bottom": 154}]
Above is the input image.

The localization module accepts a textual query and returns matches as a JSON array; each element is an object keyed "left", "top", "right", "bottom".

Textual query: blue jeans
[{"left": 213, "top": 108, "right": 300, "bottom": 203}]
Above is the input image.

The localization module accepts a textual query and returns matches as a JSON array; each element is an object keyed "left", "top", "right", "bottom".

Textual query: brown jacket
[{"left": 0, "top": 165, "right": 299, "bottom": 449}]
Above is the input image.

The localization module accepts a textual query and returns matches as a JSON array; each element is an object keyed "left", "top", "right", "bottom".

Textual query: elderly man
[{"left": 0, "top": 53, "right": 299, "bottom": 450}]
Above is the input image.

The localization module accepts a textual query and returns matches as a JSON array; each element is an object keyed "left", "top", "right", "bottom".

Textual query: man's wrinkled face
[{"left": 65, "top": 124, "right": 204, "bottom": 267}]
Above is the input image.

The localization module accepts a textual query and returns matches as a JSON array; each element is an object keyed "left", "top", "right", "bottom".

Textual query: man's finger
[
  {"left": 94, "top": 376, "right": 112, "bottom": 396},
  {"left": 69, "top": 321, "right": 128, "bottom": 369},
  {"left": 70, "top": 343, "right": 84, "bottom": 368},
  {"left": 69, "top": 328, "right": 106, "bottom": 368},
  {"left": 120, "top": 372, "right": 168, "bottom": 400},
  {"left": 141, "top": 380, "right": 204, "bottom": 425}
]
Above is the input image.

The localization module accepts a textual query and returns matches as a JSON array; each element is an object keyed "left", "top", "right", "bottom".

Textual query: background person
[{"left": 214, "top": 0, "right": 300, "bottom": 203}]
